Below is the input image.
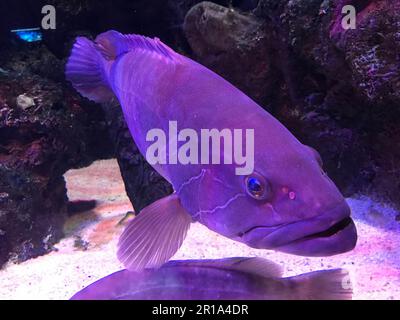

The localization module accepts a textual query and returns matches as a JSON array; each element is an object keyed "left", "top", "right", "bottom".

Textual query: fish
[
  {"left": 11, "top": 27, "right": 42, "bottom": 42},
  {"left": 66, "top": 30, "right": 357, "bottom": 271},
  {"left": 70, "top": 257, "right": 352, "bottom": 300}
]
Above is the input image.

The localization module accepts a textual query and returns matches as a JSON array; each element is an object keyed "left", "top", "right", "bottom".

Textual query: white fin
[
  {"left": 165, "top": 257, "right": 283, "bottom": 278},
  {"left": 117, "top": 194, "right": 192, "bottom": 271}
]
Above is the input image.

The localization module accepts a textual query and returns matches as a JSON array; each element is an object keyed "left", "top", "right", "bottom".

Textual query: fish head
[{"left": 193, "top": 139, "right": 357, "bottom": 257}]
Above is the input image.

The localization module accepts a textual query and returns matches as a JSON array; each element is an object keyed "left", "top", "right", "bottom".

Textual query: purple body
[
  {"left": 70, "top": 258, "right": 352, "bottom": 300},
  {"left": 66, "top": 31, "right": 357, "bottom": 271}
]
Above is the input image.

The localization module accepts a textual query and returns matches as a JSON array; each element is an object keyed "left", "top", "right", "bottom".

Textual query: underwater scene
[{"left": 0, "top": 0, "right": 399, "bottom": 301}]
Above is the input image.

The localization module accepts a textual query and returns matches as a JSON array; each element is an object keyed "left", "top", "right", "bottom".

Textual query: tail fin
[
  {"left": 65, "top": 36, "right": 114, "bottom": 103},
  {"left": 289, "top": 269, "right": 352, "bottom": 300},
  {"left": 66, "top": 30, "right": 180, "bottom": 103}
]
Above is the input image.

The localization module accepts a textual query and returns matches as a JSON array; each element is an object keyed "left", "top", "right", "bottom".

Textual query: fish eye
[{"left": 245, "top": 173, "right": 271, "bottom": 200}]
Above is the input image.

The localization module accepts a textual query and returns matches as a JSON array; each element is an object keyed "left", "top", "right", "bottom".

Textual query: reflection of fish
[
  {"left": 66, "top": 31, "right": 357, "bottom": 271},
  {"left": 70, "top": 257, "right": 352, "bottom": 300}
]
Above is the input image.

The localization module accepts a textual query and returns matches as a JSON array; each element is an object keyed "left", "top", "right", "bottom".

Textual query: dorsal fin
[
  {"left": 165, "top": 257, "right": 283, "bottom": 278},
  {"left": 94, "top": 30, "right": 177, "bottom": 61}
]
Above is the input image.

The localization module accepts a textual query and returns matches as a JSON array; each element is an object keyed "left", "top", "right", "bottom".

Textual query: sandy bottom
[{"left": 0, "top": 159, "right": 399, "bottom": 300}]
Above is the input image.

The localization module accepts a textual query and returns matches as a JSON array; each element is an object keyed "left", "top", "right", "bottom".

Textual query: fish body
[
  {"left": 70, "top": 257, "right": 352, "bottom": 300},
  {"left": 66, "top": 31, "right": 357, "bottom": 271}
]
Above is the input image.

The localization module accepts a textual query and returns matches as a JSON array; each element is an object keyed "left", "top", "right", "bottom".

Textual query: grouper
[
  {"left": 70, "top": 257, "right": 352, "bottom": 300},
  {"left": 66, "top": 31, "right": 357, "bottom": 271}
]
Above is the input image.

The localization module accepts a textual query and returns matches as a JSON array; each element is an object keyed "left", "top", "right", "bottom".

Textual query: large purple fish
[
  {"left": 70, "top": 257, "right": 352, "bottom": 300},
  {"left": 66, "top": 31, "right": 357, "bottom": 271}
]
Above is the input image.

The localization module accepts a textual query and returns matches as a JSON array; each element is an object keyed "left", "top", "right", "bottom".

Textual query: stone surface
[
  {"left": 0, "top": 0, "right": 178, "bottom": 266},
  {"left": 101, "top": 101, "right": 173, "bottom": 213},
  {"left": 0, "top": 44, "right": 113, "bottom": 267},
  {"left": 184, "top": 0, "right": 400, "bottom": 204},
  {"left": 184, "top": 1, "right": 273, "bottom": 104},
  {"left": 255, "top": 0, "right": 400, "bottom": 203}
]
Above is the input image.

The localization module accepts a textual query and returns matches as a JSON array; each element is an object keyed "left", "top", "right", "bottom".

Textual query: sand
[{"left": 0, "top": 159, "right": 399, "bottom": 300}]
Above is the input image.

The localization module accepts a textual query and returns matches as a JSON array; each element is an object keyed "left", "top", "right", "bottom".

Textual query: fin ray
[
  {"left": 65, "top": 37, "right": 114, "bottom": 103},
  {"left": 95, "top": 30, "right": 178, "bottom": 62},
  {"left": 117, "top": 194, "right": 192, "bottom": 271},
  {"left": 289, "top": 269, "right": 352, "bottom": 300}
]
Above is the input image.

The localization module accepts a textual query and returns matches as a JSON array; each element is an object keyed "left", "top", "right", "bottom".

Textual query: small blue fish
[{"left": 70, "top": 257, "right": 352, "bottom": 300}]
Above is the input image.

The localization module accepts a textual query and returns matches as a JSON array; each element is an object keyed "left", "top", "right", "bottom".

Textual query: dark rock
[
  {"left": 166, "top": 0, "right": 256, "bottom": 51},
  {"left": 73, "top": 235, "right": 89, "bottom": 251},
  {"left": 0, "top": 44, "right": 113, "bottom": 267},
  {"left": 184, "top": 1, "right": 274, "bottom": 105},
  {"left": 101, "top": 101, "right": 173, "bottom": 213},
  {"left": 67, "top": 200, "right": 97, "bottom": 215},
  {"left": 184, "top": 0, "right": 400, "bottom": 206},
  {"left": 274, "top": 0, "right": 400, "bottom": 203},
  {"left": 334, "top": 0, "right": 400, "bottom": 105},
  {"left": 0, "top": 0, "right": 178, "bottom": 267}
]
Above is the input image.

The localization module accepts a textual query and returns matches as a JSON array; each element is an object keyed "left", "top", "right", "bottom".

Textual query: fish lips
[{"left": 240, "top": 202, "right": 357, "bottom": 256}]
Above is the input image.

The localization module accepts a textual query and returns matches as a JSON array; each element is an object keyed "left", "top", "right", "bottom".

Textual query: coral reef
[
  {"left": 0, "top": 1, "right": 174, "bottom": 266},
  {"left": 0, "top": 43, "right": 113, "bottom": 266},
  {"left": 184, "top": 0, "right": 400, "bottom": 202},
  {"left": 255, "top": 0, "right": 400, "bottom": 203},
  {"left": 184, "top": 1, "right": 272, "bottom": 104}
]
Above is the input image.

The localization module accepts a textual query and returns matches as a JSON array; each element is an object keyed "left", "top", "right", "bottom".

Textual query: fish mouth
[
  {"left": 240, "top": 202, "right": 357, "bottom": 256},
  {"left": 296, "top": 216, "right": 352, "bottom": 240}
]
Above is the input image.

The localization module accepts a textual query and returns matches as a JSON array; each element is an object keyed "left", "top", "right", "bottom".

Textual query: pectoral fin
[{"left": 117, "top": 194, "right": 192, "bottom": 271}]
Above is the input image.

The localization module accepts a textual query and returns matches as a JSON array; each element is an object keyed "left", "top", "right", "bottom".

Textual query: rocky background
[{"left": 0, "top": 0, "right": 399, "bottom": 267}]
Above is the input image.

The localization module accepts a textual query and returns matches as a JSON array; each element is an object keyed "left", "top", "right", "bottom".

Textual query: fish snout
[{"left": 239, "top": 201, "right": 357, "bottom": 256}]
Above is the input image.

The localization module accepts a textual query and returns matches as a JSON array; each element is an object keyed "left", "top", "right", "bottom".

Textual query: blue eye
[
  {"left": 248, "top": 178, "right": 262, "bottom": 193},
  {"left": 245, "top": 173, "right": 270, "bottom": 200}
]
